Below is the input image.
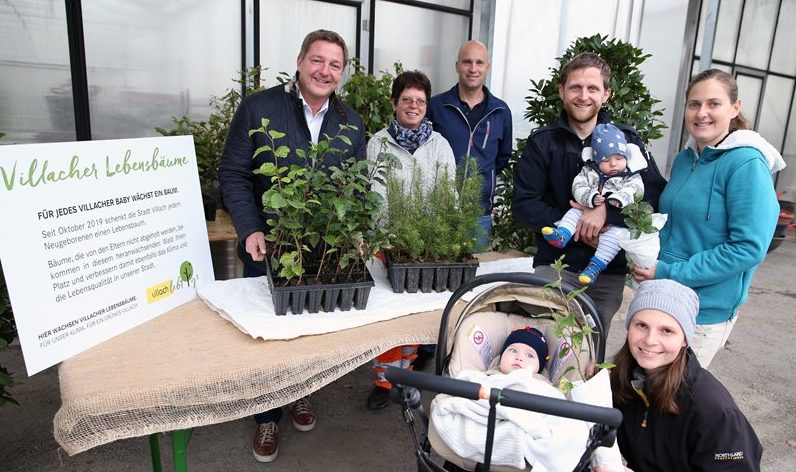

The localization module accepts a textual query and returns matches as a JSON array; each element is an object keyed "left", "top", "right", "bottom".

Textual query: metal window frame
[
  {"left": 367, "top": 0, "right": 474, "bottom": 73},
  {"left": 253, "top": 0, "right": 362, "bottom": 74},
  {"left": 733, "top": 66, "right": 767, "bottom": 129},
  {"left": 64, "top": 1, "right": 248, "bottom": 140},
  {"left": 64, "top": 0, "right": 91, "bottom": 141},
  {"left": 61, "top": 0, "right": 477, "bottom": 140},
  {"left": 686, "top": 0, "right": 794, "bottom": 186}
]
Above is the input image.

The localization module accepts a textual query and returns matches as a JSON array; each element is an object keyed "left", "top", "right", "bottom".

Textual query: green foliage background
[
  {"left": 492, "top": 34, "right": 666, "bottom": 253},
  {"left": 341, "top": 60, "right": 403, "bottom": 138},
  {"left": 0, "top": 131, "right": 17, "bottom": 407},
  {"left": 0, "top": 260, "right": 17, "bottom": 407}
]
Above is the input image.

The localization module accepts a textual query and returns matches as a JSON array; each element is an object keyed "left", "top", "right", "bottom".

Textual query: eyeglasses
[{"left": 399, "top": 97, "right": 427, "bottom": 107}]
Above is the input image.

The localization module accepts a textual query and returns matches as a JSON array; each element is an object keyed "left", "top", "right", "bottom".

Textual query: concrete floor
[{"left": 1, "top": 239, "right": 795, "bottom": 471}]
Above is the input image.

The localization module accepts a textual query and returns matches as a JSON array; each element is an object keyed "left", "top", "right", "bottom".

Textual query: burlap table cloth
[
  {"left": 54, "top": 252, "right": 520, "bottom": 455},
  {"left": 54, "top": 299, "right": 448, "bottom": 454}
]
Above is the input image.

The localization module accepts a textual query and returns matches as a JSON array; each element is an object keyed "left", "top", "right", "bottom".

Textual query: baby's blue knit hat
[{"left": 591, "top": 123, "right": 629, "bottom": 162}]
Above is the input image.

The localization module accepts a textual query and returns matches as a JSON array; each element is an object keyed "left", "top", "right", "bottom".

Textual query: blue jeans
[
  {"left": 475, "top": 214, "right": 492, "bottom": 253},
  {"left": 254, "top": 408, "right": 283, "bottom": 425}
]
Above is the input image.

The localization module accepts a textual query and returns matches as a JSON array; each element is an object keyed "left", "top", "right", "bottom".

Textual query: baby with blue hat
[{"left": 542, "top": 123, "right": 646, "bottom": 285}]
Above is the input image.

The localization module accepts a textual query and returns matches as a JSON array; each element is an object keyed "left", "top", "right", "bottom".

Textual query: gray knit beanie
[{"left": 626, "top": 279, "right": 699, "bottom": 345}]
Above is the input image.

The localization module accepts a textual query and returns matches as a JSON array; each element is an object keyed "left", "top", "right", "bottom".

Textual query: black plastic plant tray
[
  {"left": 266, "top": 268, "right": 375, "bottom": 316},
  {"left": 387, "top": 259, "right": 479, "bottom": 294}
]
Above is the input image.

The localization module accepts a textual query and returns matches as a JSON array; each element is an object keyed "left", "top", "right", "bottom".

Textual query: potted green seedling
[
  {"left": 382, "top": 152, "right": 483, "bottom": 293},
  {"left": 251, "top": 119, "right": 392, "bottom": 315}
]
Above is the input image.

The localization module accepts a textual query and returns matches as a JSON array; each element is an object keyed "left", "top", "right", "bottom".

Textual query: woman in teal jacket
[{"left": 634, "top": 69, "right": 785, "bottom": 367}]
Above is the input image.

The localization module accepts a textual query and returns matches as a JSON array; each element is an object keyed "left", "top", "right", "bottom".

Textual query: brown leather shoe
[
  {"left": 290, "top": 397, "right": 316, "bottom": 432},
  {"left": 252, "top": 422, "right": 278, "bottom": 463}
]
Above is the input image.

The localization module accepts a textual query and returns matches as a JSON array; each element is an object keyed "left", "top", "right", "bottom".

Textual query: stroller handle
[{"left": 385, "top": 366, "right": 623, "bottom": 427}]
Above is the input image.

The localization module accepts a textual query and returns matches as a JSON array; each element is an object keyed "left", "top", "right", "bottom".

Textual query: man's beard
[{"left": 565, "top": 101, "right": 600, "bottom": 124}]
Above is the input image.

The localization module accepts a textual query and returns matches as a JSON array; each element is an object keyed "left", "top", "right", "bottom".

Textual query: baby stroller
[{"left": 385, "top": 272, "right": 622, "bottom": 472}]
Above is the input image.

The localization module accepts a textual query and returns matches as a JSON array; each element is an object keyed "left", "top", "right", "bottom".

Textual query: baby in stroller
[
  {"left": 385, "top": 273, "right": 624, "bottom": 472},
  {"left": 431, "top": 326, "right": 622, "bottom": 472}
]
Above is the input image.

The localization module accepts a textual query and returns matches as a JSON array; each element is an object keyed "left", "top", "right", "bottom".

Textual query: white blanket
[
  {"left": 196, "top": 257, "right": 533, "bottom": 340},
  {"left": 431, "top": 369, "right": 588, "bottom": 471}
]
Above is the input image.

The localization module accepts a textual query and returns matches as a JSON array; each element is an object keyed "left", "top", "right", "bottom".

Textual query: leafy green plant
[
  {"left": 251, "top": 119, "right": 391, "bottom": 285},
  {"left": 340, "top": 59, "right": 403, "bottom": 137},
  {"left": 491, "top": 137, "right": 536, "bottom": 254},
  {"left": 545, "top": 256, "right": 614, "bottom": 393},
  {"left": 156, "top": 66, "right": 268, "bottom": 195},
  {"left": 0, "top": 132, "right": 17, "bottom": 407},
  {"left": 621, "top": 193, "right": 656, "bottom": 239},
  {"left": 492, "top": 34, "right": 666, "bottom": 254},
  {"left": 0, "top": 260, "right": 17, "bottom": 407},
  {"left": 384, "top": 149, "right": 483, "bottom": 262}
]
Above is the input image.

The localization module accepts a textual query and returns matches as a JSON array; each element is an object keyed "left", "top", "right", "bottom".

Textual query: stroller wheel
[{"left": 367, "top": 385, "right": 391, "bottom": 410}]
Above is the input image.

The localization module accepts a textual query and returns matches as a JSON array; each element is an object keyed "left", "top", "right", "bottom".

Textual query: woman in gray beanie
[{"left": 602, "top": 279, "right": 762, "bottom": 472}]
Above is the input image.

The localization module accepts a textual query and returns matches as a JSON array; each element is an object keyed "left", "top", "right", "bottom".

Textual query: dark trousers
[
  {"left": 242, "top": 253, "right": 285, "bottom": 425},
  {"left": 254, "top": 408, "right": 283, "bottom": 425},
  {"left": 533, "top": 265, "right": 625, "bottom": 337}
]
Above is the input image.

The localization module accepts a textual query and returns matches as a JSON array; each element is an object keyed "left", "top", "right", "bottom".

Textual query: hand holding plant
[{"left": 616, "top": 193, "right": 668, "bottom": 272}]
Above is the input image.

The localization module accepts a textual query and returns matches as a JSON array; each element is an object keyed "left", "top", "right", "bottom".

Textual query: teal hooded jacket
[{"left": 655, "top": 130, "right": 783, "bottom": 324}]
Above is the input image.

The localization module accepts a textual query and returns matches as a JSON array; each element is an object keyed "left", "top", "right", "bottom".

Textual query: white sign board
[{"left": 0, "top": 136, "right": 214, "bottom": 375}]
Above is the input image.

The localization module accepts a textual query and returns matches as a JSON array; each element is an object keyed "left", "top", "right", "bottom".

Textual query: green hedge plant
[
  {"left": 341, "top": 59, "right": 403, "bottom": 138},
  {"left": 492, "top": 34, "right": 666, "bottom": 254}
]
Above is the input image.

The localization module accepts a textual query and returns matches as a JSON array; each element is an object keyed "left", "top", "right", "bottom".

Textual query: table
[
  {"left": 52, "top": 254, "right": 523, "bottom": 470},
  {"left": 55, "top": 298, "right": 453, "bottom": 470}
]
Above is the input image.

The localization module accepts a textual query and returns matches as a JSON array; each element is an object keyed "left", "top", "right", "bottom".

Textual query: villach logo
[{"left": 146, "top": 260, "right": 196, "bottom": 303}]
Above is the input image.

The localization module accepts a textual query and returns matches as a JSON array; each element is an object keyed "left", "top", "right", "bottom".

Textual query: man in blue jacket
[
  {"left": 428, "top": 40, "right": 513, "bottom": 250},
  {"left": 218, "top": 29, "right": 366, "bottom": 464},
  {"left": 512, "top": 52, "right": 666, "bottom": 334}
]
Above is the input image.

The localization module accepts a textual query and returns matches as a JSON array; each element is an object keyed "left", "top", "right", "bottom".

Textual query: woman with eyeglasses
[
  {"left": 365, "top": 70, "right": 456, "bottom": 410},
  {"left": 367, "top": 70, "right": 456, "bottom": 197}
]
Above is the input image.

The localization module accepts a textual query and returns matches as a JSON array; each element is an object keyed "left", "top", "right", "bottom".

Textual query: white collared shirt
[{"left": 298, "top": 90, "right": 329, "bottom": 144}]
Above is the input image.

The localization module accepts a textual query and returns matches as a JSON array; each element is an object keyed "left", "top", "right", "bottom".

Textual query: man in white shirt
[{"left": 218, "top": 29, "right": 366, "bottom": 464}]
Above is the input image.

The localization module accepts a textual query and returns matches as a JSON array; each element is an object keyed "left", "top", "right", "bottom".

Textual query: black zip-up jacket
[
  {"left": 617, "top": 350, "right": 763, "bottom": 471},
  {"left": 218, "top": 78, "right": 366, "bottom": 274},
  {"left": 511, "top": 111, "right": 666, "bottom": 273}
]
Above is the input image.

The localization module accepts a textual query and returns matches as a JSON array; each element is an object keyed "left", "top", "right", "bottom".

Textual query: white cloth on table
[{"left": 196, "top": 257, "right": 533, "bottom": 340}]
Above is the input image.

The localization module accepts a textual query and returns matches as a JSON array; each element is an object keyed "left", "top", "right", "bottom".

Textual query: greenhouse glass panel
[
  {"left": 0, "top": 1, "right": 74, "bottom": 143},
  {"left": 82, "top": 1, "right": 241, "bottom": 140}
]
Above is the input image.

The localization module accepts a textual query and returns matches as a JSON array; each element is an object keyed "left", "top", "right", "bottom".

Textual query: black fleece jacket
[
  {"left": 511, "top": 111, "right": 666, "bottom": 273},
  {"left": 616, "top": 350, "right": 762, "bottom": 471}
]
